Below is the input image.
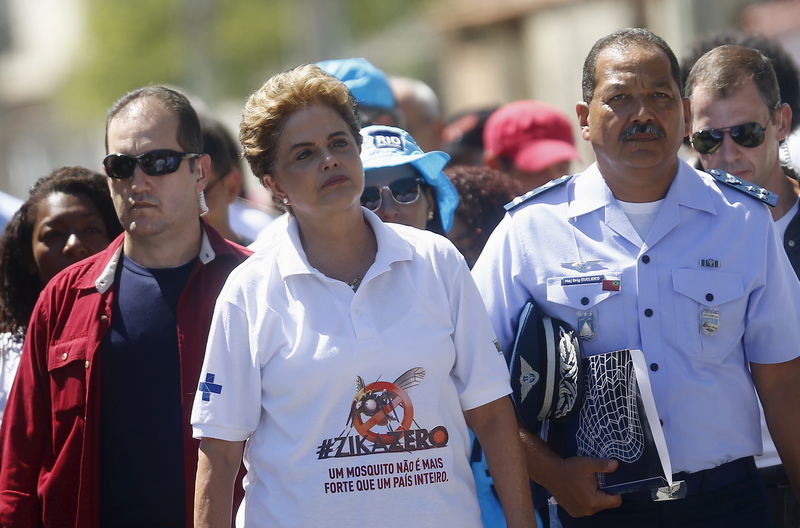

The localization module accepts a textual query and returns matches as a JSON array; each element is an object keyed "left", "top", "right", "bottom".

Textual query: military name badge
[
  {"left": 577, "top": 311, "right": 596, "bottom": 341},
  {"left": 700, "top": 307, "right": 719, "bottom": 335}
]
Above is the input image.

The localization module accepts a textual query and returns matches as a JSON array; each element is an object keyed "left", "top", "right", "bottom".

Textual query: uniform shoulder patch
[
  {"left": 706, "top": 169, "right": 777, "bottom": 207},
  {"left": 505, "top": 173, "right": 574, "bottom": 212}
]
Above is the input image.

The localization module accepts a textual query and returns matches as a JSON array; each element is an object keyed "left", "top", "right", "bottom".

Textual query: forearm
[
  {"left": 519, "top": 427, "right": 566, "bottom": 490},
  {"left": 753, "top": 358, "right": 800, "bottom": 500},
  {"left": 194, "top": 438, "right": 245, "bottom": 528},
  {"left": 764, "top": 395, "right": 800, "bottom": 499},
  {"left": 519, "top": 423, "right": 621, "bottom": 517},
  {"left": 467, "top": 397, "right": 536, "bottom": 528}
]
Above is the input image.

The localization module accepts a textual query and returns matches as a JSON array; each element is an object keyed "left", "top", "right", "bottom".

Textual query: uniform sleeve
[
  {"left": 471, "top": 214, "right": 534, "bottom": 358},
  {"left": 445, "top": 247, "right": 512, "bottom": 411},
  {"left": 0, "top": 299, "right": 51, "bottom": 524},
  {"left": 191, "top": 285, "right": 264, "bottom": 442},
  {"left": 744, "top": 216, "right": 800, "bottom": 363}
]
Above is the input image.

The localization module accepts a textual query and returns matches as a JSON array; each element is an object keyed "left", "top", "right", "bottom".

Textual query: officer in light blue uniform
[{"left": 473, "top": 28, "right": 800, "bottom": 528}]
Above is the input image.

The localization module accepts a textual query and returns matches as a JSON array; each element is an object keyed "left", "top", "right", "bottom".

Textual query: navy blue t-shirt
[{"left": 100, "top": 255, "right": 197, "bottom": 528}]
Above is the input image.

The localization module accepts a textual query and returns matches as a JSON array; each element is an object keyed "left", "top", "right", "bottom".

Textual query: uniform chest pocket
[
  {"left": 47, "top": 339, "right": 90, "bottom": 418},
  {"left": 546, "top": 274, "right": 621, "bottom": 310},
  {"left": 672, "top": 269, "right": 746, "bottom": 359}
]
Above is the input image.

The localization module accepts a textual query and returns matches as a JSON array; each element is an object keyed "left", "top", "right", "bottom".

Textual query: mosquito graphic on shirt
[{"left": 340, "top": 367, "right": 426, "bottom": 445}]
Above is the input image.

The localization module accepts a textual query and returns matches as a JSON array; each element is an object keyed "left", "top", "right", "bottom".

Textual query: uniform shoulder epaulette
[
  {"left": 706, "top": 169, "right": 777, "bottom": 207},
  {"left": 505, "top": 173, "right": 574, "bottom": 212}
]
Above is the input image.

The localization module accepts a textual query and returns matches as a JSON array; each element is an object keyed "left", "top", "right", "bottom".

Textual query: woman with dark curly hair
[
  {"left": 445, "top": 165, "right": 521, "bottom": 268},
  {"left": 0, "top": 166, "right": 121, "bottom": 419}
]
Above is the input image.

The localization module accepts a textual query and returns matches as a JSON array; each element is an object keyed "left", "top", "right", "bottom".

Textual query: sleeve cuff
[{"left": 191, "top": 423, "right": 251, "bottom": 442}]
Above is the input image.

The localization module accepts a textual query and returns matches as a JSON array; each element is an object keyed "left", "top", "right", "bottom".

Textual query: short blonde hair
[{"left": 240, "top": 64, "right": 361, "bottom": 179}]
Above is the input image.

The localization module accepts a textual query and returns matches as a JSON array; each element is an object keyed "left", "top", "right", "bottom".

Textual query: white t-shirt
[
  {"left": 192, "top": 209, "right": 511, "bottom": 528},
  {"left": 228, "top": 199, "right": 277, "bottom": 243},
  {"left": 755, "top": 197, "right": 800, "bottom": 469},
  {"left": 0, "top": 191, "right": 21, "bottom": 233},
  {"left": 617, "top": 199, "right": 664, "bottom": 240},
  {"left": 247, "top": 212, "right": 289, "bottom": 252},
  {"left": 774, "top": 198, "right": 799, "bottom": 240},
  {"left": 0, "top": 331, "right": 23, "bottom": 424}
]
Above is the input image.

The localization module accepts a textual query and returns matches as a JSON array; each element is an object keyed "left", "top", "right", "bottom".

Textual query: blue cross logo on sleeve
[{"left": 198, "top": 373, "right": 222, "bottom": 402}]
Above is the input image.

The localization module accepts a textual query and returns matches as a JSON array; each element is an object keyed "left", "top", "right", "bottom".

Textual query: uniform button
[
  {"left": 644, "top": 308, "right": 654, "bottom": 317},
  {"left": 100, "top": 314, "right": 109, "bottom": 323},
  {"left": 705, "top": 293, "right": 714, "bottom": 302},
  {"left": 61, "top": 352, "right": 68, "bottom": 360},
  {"left": 650, "top": 362, "right": 659, "bottom": 371},
  {"left": 85, "top": 360, "right": 90, "bottom": 369},
  {"left": 580, "top": 297, "right": 590, "bottom": 306},
  {"left": 789, "top": 240, "right": 796, "bottom": 248},
  {"left": 641, "top": 255, "right": 650, "bottom": 264}
]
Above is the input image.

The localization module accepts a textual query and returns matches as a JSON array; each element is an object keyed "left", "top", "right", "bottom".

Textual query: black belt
[{"left": 625, "top": 456, "right": 758, "bottom": 501}]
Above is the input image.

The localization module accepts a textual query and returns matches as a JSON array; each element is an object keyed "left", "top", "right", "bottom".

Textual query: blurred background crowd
[{"left": 1, "top": 0, "right": 798, "bottom": 232}]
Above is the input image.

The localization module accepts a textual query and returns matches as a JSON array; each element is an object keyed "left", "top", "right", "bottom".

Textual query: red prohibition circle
[{"left": 352, "top": 381, "right": 414, "bottom": 443}]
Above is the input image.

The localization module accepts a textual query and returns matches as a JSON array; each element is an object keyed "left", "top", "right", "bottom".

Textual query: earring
[
  {"left": 198, "top": 191, "right": 209, "bottom": 216},
  {"left": 780, "top": 141, "right": 799, "bottom": 179},
  {"left": 427, "top": 209, "right": 434, "bottom": 221},
  {"left": 282, "top": 197, "right": 290, "bottom": 205}
]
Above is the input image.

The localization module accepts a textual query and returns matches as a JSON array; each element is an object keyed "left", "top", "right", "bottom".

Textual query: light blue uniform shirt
[{"left": 473, "top": 160, "right": 800, "bottom": 474}]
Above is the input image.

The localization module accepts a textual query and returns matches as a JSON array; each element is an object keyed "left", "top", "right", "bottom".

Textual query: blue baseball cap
[
  {"left": 317, "top": 58, "right": 395, "bottom": 110},
  {"left": 360, "top": 125, "right": 458, "bottom": 233}
]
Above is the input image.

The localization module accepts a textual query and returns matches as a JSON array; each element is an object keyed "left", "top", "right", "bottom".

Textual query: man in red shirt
[{"left": 0, "top": 86, "right": 250, "bottom": 527}]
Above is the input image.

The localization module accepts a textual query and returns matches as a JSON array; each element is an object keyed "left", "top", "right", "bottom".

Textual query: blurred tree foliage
[{"left": 60, "top": 0, "right": 425, "bottom": 124}]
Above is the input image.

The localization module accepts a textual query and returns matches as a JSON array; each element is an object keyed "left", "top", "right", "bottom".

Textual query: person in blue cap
[
  {"left": 359, "top": 125, "right": 459, "bottom": 235},
  {"left": 317, "top": 58, "right": 403, "bottom": 127}
]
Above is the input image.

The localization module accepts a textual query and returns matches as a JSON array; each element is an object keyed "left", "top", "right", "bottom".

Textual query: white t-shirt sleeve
[
  {"left": 191, "top": 287, "right": 264, "bottom": 441},
  {"left": 445, "top": 247, "right": 512, "bottom": 411},
  {"left": 744, "top": 215, "right": 800, "bottom": 364}
]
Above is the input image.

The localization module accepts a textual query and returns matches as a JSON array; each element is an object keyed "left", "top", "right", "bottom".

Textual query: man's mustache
[{"left": 619, "top": 122, "right": 665, "bottom": 142}]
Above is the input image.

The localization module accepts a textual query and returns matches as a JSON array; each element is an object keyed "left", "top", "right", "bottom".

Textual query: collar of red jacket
[{"left": 73, "top": 219, "right": 248, "bottom": 293}]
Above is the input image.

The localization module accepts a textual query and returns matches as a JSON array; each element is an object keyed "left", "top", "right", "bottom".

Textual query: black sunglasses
[
  {"left": 690, "top": 122, "right": 766, "bottom": 155},
  {"left": 103, "top": 149, "right": 202, "bottom": 180},
  {"left": 361, "top": 177, "right": 423, "bottom": 211}
]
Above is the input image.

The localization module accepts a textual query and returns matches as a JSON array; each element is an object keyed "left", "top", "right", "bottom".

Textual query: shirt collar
[
  {"left": 567, "top": 160, "right": 717, "bottom": 218},
  {"left": 87, "top": 221, "right": 221, "bottom": 294},
  {"left": 276, "top": 207, "right": 414, "bottom": 281}
]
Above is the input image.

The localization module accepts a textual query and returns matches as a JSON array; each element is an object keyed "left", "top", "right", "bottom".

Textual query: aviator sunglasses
[
  {"left": 690, "top": 122, "right": 766, "bottom": 155},
  {"left": 361, "top": 177, "right": 423, "bottom": 211},
  {"left": 103, "top": 149, "right": 202, "bottom": 180}
]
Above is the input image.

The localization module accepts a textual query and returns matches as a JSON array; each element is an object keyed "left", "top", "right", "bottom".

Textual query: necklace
[
  {"left": 302, "top": 218, "right": 376, "bottom": 293},
  {"left": 346, "top": 272, "right": 363, "bottom": 292}
]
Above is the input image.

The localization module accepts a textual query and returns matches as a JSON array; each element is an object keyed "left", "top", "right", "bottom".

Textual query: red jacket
[{"left": 0, "top": 223, "right": 251, "bottom": 527}]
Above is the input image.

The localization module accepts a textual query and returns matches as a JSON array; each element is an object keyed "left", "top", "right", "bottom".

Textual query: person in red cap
[{"left": 483, "top": 100, "right": 581, "bottom": 191}]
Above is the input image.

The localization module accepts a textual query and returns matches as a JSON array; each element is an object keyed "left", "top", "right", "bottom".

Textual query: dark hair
[
  {"left": 681, "top": 31, "right": 800, "bottom": 130},
  {"left": 446, "top": 165, "right": 521, "bottom": 246},
  {"left": 356, "top": 104, "right": 404, "bottom": 128},
  {"left": 442, "top": 107, "right": 498, "bottom": 167},
  {"left": 0, "top": 167, "right": 123, "bottom": 334},
  {"left": 686, "top": 45, "right": 780, "bottom": 117},
  {"left": 424, "top": 179, "right": 445, "bottom": 235},
  {"left": 201, "top": 116, "right": 242, "bottom": 179},
  {"left": 105, "top": 85, "right": 203, "bottom": 154},
  {"left": 582, "top": 28, "right": 683, "bottom": 103}
]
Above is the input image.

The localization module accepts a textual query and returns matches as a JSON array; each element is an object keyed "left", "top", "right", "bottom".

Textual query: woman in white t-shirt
[{"left": 191, "top": 64, "right": 536, "bottom": 528}]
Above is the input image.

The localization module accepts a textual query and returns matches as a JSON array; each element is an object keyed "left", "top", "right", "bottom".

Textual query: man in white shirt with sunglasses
[{"left": 687, "top": 43, "right": 800, "bottom": 528}]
